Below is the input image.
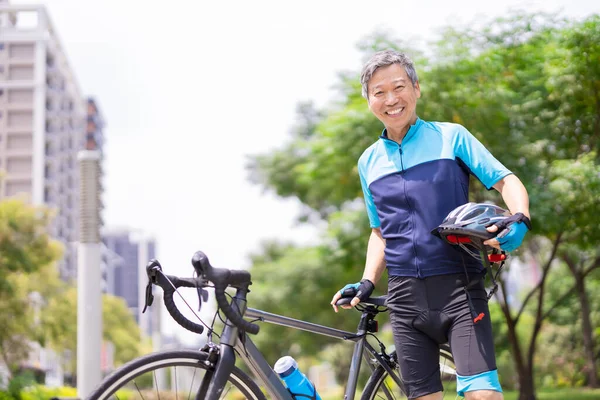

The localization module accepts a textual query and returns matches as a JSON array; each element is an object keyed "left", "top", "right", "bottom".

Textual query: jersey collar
[{"left": 380, "top": 117, "right": 423, "bottom": 145}]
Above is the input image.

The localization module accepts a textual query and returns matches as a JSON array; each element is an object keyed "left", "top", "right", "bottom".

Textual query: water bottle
[{"left": 274, "top": 356, "right": 321, "bottom": 400}]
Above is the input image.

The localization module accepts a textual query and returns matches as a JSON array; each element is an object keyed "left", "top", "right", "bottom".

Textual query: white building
[{"left": 0, "top": 0, "right": 93, "bottom": 281}]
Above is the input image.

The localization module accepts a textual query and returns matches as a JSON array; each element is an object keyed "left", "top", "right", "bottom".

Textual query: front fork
[{"left": 198, "top": 287, "right": 249, "bottom": 400}]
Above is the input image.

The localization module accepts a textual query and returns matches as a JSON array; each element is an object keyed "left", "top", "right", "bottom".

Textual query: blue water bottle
[{"left": 274, "top": 356, "right": 321, "bottom": 400}]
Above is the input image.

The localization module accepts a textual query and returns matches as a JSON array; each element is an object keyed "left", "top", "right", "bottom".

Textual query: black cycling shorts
[{"left": 385, "top": 273, "right": 499, "bottom": 399}]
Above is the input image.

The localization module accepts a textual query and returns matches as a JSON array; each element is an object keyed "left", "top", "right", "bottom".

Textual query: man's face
[{"left": 367, "top": 63, "right": 421, "bottom": 135}]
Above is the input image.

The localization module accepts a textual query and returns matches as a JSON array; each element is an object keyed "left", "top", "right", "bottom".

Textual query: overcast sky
[{"left": 11, "top": 0, "right": 599, "bottom": 342}]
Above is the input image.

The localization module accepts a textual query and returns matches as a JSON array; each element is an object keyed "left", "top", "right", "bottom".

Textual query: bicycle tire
[
  {"left": 88, "top": 349, "right": 266, "bottom": 400},
  {"left": 360, "top": 344, "right": 456, "bottom": 400}
]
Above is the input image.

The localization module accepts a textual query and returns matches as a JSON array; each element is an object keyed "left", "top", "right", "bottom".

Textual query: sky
[{"left": 10, "top": 0, "right": 599, "bottom": 343}]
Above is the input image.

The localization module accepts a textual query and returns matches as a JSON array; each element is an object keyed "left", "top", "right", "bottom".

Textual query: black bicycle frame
[{"left": 202, "top": 288, "right": 402, "bottom": 400}]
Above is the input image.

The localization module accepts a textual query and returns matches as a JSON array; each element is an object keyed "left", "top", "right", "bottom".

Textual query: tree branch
[
  {"left": 540, "top": 253, "right": 600, "bottom": 323},
  {"left": 583, "top": 256, "right": 600, "bottom": 278},
  {"left": 515, "top": 232, "right": 563, "bottom": 324},
  {"left": 541, "top": 285, "right": 576, "bottom": 320}
]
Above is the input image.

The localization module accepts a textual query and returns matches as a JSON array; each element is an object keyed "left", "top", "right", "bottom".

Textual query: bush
[
  {"left": 535, "top": 324, "right": 587, "bottom": 388},
  {"left": 19, "top": 385, "right": 77, "bottom": 400}
]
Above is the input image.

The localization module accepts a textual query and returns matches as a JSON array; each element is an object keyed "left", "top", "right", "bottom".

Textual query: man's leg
[
  {"left": 464, "top": 390, "right": 503, "bottom": 400},
  {"left": 414, "top": 391, "right": 443, "bottom": 400},
  {"left": 446, "top": 279, "right": 503, "bottom": 399},
  {"left": 387, "top": 276, "right": 444, "bottom": 399}
]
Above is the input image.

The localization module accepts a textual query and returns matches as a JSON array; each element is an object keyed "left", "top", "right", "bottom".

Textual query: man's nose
[{"left": 385, "top": 92, "right": 398, "bottom": 105}]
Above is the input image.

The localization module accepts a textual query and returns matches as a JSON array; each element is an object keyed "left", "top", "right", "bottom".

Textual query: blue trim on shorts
[{"left": 457, "top": 369, "right": 502, "bottom": 396}]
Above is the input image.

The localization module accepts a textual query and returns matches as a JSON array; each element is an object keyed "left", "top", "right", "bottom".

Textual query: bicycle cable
[{"left": 157, "top": 269, "right": 218, "bottom": 335}]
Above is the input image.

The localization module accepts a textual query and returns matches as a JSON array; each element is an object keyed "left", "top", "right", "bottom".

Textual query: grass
[
  {"left": 320, "top": 386, "right": 600, "bottom": 400},
  {"left": 503, "top": 387, "right": 600, "bottom": 400}
]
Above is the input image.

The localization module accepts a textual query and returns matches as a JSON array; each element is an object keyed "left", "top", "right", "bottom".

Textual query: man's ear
[{"left": 414, "top": 81, "right": 421, "bottom": 98}]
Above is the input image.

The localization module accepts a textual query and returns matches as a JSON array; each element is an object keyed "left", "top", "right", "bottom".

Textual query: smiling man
[{"left": 330, "top": 50, "right": 531, "bottom": 399}]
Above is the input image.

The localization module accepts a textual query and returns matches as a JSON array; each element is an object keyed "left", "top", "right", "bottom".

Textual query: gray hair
[{"left": 360, "top": 50, "right": 419, "bottom": 99}]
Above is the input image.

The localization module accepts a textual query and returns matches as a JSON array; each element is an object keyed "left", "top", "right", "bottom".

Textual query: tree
[
  {"left": 0, "top": 199, "right": 61, "bottom": 293},
  {"left": 247, "top": 11, "right": 600, "bottom": 399},
  {"left": 42, "top": 287, "right": 144, "bottom": 373},
  {"left": 0, "top": 199, "right": 62, "bottom": 376}
]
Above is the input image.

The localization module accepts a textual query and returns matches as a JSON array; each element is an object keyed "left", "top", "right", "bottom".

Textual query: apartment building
[{"left": 0, "top": 1, "right": 103, "bottom": 280}]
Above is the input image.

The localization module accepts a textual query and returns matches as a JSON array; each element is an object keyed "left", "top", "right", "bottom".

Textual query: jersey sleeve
[
  {"left": 453, "top": 125, "right": 512, "bottom": 189},
  {"left": 358, "top": 161, "right": 381, "bottom": 228}
]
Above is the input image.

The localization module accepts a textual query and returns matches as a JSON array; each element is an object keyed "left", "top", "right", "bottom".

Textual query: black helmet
[{"left": 433, "top": 202, "right": 510, "bottom": 259}]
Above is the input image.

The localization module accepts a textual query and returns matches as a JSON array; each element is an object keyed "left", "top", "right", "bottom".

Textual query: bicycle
[{"left": 89, "top": 251, "right": 456, "bottom": 400}]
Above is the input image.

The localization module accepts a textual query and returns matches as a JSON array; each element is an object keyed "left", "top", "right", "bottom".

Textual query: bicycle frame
[{"left": 201, "top": 288, "right": 402, "bottom": 400}]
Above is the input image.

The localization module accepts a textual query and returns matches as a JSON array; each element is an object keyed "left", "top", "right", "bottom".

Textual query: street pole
[{"left": 77, "top": 150, "right": 102, "bottom": 398}]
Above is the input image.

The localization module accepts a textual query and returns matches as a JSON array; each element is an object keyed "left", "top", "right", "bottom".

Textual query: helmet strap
[
  {"left": 476, "top": 239, "right": 506, "bottom": 301},
  {"left": 460, "top": 239, "right": 506, "bottom": 323}
]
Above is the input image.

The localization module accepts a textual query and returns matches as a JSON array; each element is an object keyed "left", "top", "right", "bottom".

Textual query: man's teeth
[{"left": 387, "top": 107, "right": 404, "bottom": 115}]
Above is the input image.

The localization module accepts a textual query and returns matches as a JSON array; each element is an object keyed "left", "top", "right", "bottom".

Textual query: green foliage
[
  {"left": 248, "top": 243, "right": 360, "bottom": 362},
  {"left": 102, "top": 294, "right": 143, "bottom": 365},
  {"left": 245, "top": 10, "right": 600, "bottom": 391},
  {"left": 20, "top": 385, "right": 77, "bottom": 400},
  {"left": 0, "top": 199, "right": 62, "bottom": 294},
  {"left": 0, "top": 197, "right": 143, "bottom": 375},
  {"left": 536, "top": 324, "right": 587, "bottom": 388},
  {"left": 6, "top": 372, "right": 35, "bottom": 400},
  {"left": 0, "top": 199, "right": 62, "bottom": 375},
  {"left": 0, "top": 384, "right": 77, "bottom": 400},
  {"left": 41, "top": 287, "right": 143, "bottom": 372},
  {"left": 544, "top": 153, "right": 600, "bottom": 246}
]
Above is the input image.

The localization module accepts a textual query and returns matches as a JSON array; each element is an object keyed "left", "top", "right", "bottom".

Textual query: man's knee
[
  {"left": 464, "top": 389, "right": 503, "bottom": 400},
  {"left": 413, "top": 391, "right": 443, "bottom": 400}
]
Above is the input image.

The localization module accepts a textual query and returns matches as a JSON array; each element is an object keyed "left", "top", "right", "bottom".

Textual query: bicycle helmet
[{"left": 433, "top": 202, "right": 510, "bottom": 260}]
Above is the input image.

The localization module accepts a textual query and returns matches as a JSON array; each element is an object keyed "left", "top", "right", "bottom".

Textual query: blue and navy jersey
[{"left": 358, "top": 118, "right": 512, "bottom": 277}]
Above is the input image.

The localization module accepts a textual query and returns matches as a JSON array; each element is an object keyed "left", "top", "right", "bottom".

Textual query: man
[{"left": 330, "top": 50, "right": 531, "bottom": 400}]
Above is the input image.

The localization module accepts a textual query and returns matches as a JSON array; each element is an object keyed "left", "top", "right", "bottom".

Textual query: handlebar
[
  {"left": 192, "top": 251, "right": 260, "bottom": 335},
  {"left": 145, "top": 252, "right": 260, "bottom": 336},
  {"left": 146, "top": 260, "right": 207, "bottom": 335}
]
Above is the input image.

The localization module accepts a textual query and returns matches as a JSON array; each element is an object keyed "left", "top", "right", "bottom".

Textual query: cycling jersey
[{"left": 358, "top": 118, "right": 512, "bottom": 277}]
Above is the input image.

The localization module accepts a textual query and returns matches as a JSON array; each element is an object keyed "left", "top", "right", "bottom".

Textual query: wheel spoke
[
  {"left": 188, "top": 367, "right": 198, "bottom": 400},
  {"left": 88, "top": 351, "right": 265, "bottom": 400},
  {"left": 134, "top": 381, "right": 146, "bottom": 400}
]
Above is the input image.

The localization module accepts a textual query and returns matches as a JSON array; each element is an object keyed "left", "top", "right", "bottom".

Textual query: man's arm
[
  {"left": 485, "top": 174, "right": 531, "bottom": 249},
  {"left": 331, "top": 228, "right": 386, "bottom": 311},
  {"left": 492, "top": 174, "right": 530, "bottom": 218},
  {"left": 360, "top": 228, "right": 387, "bottom": 287}
]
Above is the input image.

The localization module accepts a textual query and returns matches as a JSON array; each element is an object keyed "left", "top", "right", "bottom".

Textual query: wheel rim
[
  {"left": 366, "top": 350, "right": 457, "bottom": 400},
  {"left": 96, "top": 357, "right": 261, "bottom": 400}
]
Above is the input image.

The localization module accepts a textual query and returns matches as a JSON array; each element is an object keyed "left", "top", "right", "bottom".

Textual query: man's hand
[
  {"left": 330, "top": 279, "right": 375, "bottom": 312},
  {"left": 484, "top": 212, "right": 531, "bottom": 252}
]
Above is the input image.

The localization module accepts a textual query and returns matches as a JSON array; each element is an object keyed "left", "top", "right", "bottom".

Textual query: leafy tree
[
  {"left": 42, "top": 287, "right": 143, "bottom": 373},
  {"left": 0, "top": 199, "right": 62, "bottom": 376},
  {"left": 247, "top": 11, "right": 600, "bottom": 399},
  {"left": 0, "top": 199, "right": 61, "bottom": 293}
]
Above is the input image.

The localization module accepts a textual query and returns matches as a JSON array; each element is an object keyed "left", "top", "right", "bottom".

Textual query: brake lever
[
  {"left": 142, "top": 259, "right": 162, "bottom": 313},
  {"left": 196, "top": 287, "right": 210, "bottom": 311},
  {"left": 142, "top": 281, "right": 154, "bottom": 313}
]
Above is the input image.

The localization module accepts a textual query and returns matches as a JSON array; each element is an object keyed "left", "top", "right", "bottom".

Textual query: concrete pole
[
  {"left": 77, "top": 150, "right": 102, "bottom": 398},
  {"left": 152, "top": 290, "right": 167, "bottom": 389},
  {"left": 137, "top": 237, "right": 149, "bottom": 339}
]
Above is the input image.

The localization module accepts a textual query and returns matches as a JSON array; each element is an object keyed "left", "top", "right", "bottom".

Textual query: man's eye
[
  {"left": 374, "top": 91, "right": 383, "bottom": 96},
  {"left": 395, "top": 85, "right": 405, "bottom": 90}
]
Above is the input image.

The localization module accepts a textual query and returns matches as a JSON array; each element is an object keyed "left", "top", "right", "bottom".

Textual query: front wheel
[
  {"left": 361, "top": 344, "right": 456, "bottom": 400},
  {"left": 89, "top": 349, "right": 266, "bottom": 400}
]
